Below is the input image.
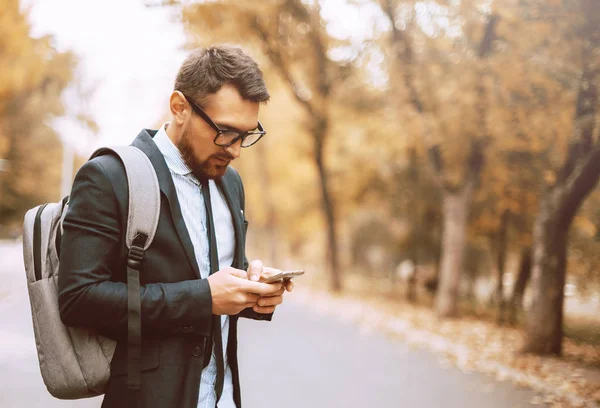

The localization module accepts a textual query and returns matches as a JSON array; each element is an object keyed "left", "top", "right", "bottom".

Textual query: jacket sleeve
[{"left": 57, "top": 159, "right": 213, "bottom": 339}]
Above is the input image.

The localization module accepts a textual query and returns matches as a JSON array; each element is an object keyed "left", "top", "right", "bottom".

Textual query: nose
[{"left": 225, "top": 139, "right": 242, "bottom": 159}]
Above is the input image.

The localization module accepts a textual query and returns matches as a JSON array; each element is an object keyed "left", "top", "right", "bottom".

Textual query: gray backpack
[{"left": 22, "top": 146, "right": 160, "bottom": 399}]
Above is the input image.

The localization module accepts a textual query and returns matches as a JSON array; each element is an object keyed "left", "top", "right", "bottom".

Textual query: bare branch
[
  {"left": 465, "top": 138, "right": 486, "bottom": 183},
  {"left": 251, "top": 16, "right": 316, "bottom": 117},
  {"left": 427, "top": 145, "right": 446, "bottom": 189},
  {"left": 557, "top": 45, "right": 599, "bottom": 183},
  {"left": 560, "top": 141, "right": 600, "bottom": 222},
  {"left": 284, "top": 0, "right": 332, "bottom": 98},
  {"left": 478, "top": 15, "right": 500, "bottom": 58},
  {"left": 463, "top": 14, "right": 498, "bottom": 188},
  {"left": 381, "top": 0, "right": 424, "bottom": 114}
]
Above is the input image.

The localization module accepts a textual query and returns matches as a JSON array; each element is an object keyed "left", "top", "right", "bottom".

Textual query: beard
[{"left": 177, "top": 125, "right": 233, "bottom": 181}]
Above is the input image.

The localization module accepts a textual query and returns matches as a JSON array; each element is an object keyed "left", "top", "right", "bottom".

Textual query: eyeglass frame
[{"left": 181, "top": 93, "right": 267, "bottom": 148}]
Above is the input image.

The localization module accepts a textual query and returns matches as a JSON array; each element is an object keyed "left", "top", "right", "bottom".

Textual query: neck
[{"left": 165, "top": 121, "right": 182, "bottom": 146}]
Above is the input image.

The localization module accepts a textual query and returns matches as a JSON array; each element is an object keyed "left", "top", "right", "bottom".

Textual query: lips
[{"left": 214, "top": 156, "right": 231, "bottom": 165}]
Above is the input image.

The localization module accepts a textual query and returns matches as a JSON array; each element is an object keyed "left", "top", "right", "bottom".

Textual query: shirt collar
[{"left": 153, "top": 122, "right": 193, "bottom": 176}]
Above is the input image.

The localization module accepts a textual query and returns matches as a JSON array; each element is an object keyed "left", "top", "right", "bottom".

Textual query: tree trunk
[
  {"left": 429, "top": 16, "right": 496, "bottom": 318},
  {"left": 255, "top": 143, "right": 279, "bottom": 267},
  {"left": 250, "top": 1, "right": 339, "bottom": 290},
  {"left": 406, "top": 147, "right": 419, "bottom": 302},
  {"left": 314, "top": 122, "right": 341, "bottom": 292},
  {"left": 524, "top": 146, "right": 600, "bottom": 353},
  {"left": 522, "top": 191, "right": 568, "bottom": 354},
  {"left": 435, "top": 184, "right": 473, "bottom": 317},
  {"left": 494, "top": 210, "right": 510, "bottom": 323},
  {"left": 509, "top": 246, "right": 531, "bottom": 325},
  {"left": 524, "top": 150, "right": 600, "bottom": 353},
  {"left": 429, "top": 225, "right": 442, "bottom": 295},
  {"left": 524, "top": 26, "right": 600, "bottom": 354}
]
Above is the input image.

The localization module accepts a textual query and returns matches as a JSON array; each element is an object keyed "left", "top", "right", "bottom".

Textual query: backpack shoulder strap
[
  {"left": 89, "top": 145, "right": 160, "bottom": 401},
  {"left": 89, "top": 146, "right": 160, "bottom": 252}
]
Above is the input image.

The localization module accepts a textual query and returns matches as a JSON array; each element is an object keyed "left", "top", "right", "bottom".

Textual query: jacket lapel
[
  {"left": 131, "top": 129, "right": 201, "bottom": 279},
  {"left": 217, "top": 172, "right": 244, "bottom": 270}
]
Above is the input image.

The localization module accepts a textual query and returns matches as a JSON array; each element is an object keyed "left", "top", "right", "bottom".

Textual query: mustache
[{"left": 213, "top": 153, "right": 234, "bottom": 161}]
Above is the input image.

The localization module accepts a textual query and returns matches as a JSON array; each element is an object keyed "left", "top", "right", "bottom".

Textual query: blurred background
[{"left": 1, "top": 0, "right": 600, "bottom": 406}]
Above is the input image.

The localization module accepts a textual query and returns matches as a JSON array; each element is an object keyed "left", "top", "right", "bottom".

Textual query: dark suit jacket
[{"left": 57, "top": 129, "right": 270, "bottom": 408}]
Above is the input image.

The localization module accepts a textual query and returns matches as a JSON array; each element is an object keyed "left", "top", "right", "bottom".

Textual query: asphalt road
[{"left": 0, "top": 240, "right": 545, "bottom": 407}]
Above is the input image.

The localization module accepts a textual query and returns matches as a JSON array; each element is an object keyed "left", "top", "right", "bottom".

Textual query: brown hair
[{"left": 174, "top": 45, "right": 270, "bottom": 107}]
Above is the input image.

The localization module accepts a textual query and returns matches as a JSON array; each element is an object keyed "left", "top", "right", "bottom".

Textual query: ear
[{"left": 170, "top": 91, "right": 188, "bottom": 126}]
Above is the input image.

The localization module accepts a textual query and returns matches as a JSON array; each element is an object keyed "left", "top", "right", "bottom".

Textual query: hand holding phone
[{"left": 260, "top": 269, "right": 305, "bottom": 284}]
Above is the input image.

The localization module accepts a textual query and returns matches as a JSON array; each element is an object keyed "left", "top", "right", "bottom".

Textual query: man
[{"left": 57, "top": 45, "right": 292, "bottom": 408}]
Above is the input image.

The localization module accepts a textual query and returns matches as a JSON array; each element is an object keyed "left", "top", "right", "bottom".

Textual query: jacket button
[
  {"left": 189, "top": 326, "right": 195, "bottom": 333},
  {"left": 192, "top": 346, "right": 202, "bottom": 357}
]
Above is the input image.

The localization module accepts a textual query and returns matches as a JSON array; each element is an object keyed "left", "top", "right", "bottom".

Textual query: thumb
[{"left": 247, "top": 260, "right": 263, "bottom": 282}]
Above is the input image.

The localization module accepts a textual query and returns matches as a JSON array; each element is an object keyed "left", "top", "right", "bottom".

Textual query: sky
[
  {"left": 22, "top": 0, "right": 385, "bottom": 155},
  {"left": 23, "top": 0, "right": 188, "bottom": 154}
]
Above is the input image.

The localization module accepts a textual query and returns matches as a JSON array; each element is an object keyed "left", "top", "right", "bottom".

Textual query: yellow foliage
[
  {"left": 0, "top": 0, "right": 79, "bottom": 224},
  {"left": 573, "top": 216, "right": 597, "bottom": 238},
  {"left": 163, "top": 0, "right": 600, "bottom": 279}
]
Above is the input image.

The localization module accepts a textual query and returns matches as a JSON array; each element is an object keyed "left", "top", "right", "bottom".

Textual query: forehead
[{"left": 203, "top": 84, "right": 260, "bottom": 130}]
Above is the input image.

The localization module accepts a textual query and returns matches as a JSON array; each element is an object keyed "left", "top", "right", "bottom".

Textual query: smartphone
[{"left": 260, "top": 270, "right": 305, "bottom": 284}]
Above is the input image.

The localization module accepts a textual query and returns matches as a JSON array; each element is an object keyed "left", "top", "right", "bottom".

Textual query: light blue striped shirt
[{"left": 154, "top": 123, "right": 236, "bottom": 408}]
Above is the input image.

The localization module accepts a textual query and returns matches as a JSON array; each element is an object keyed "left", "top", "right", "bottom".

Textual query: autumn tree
[
  {"left": 0, "top": 0, "right": 80, "bottom": 227},
  {"left": 521, "top": 0, "right": 600, "bottom": 355},
  {"left": 379, "top": 0, "right": 499, "bottom": 317},
  {"left": 163, "top": 0, "right": 358, "bottom": 290}
]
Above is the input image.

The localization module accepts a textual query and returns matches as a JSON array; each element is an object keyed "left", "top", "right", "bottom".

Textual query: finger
[
  {"left": 260, "top": 287, "right": 285, "bottom": 297},
  {"left": 244, "top": 301, "right": 258, "bottom": 309},
  {"left": 257, "top": 295, "right": 283, "bottom": 307},
  {"left": 247, "top": 260, "right": 263, "bottom": 282},
  {"left": 239, "top": 280, "right": 282, "bottom": 296},
  {"left": 227, "top": 268, "right": 249, "bottom": 279},
  {"left": 261, "top": 266, "right": 281, "bottom": 278},
  {"left": 241, "top": 293, "right": 260, "bottom": 304},
  {"left": 285, "top": 280, "right": 294, "bottom": 292},
  {"left": 252, "top": 305, "right": 276, "bottom": 314}
]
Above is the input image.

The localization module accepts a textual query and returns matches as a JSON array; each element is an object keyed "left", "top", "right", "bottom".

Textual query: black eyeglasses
[{"left": 182, "top": 94, "right": 266, "bottom": 148}]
